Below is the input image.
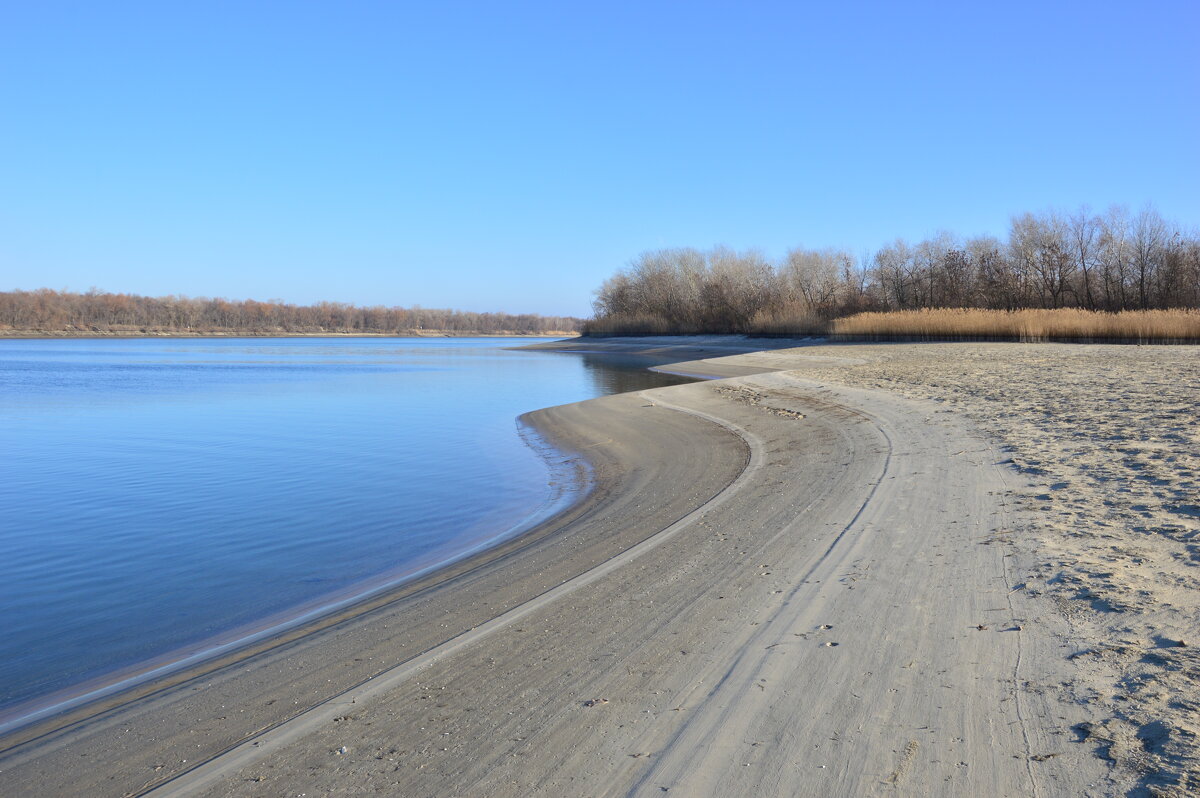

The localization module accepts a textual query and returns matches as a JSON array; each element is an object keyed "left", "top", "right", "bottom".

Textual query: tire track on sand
[{"left": 625, "top": 383, "right": 896, "bottom": 796}]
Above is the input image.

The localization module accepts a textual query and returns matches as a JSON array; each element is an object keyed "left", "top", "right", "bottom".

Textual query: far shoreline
[{"left": 0, "top": 330, "right": 581, "bottom": 339}]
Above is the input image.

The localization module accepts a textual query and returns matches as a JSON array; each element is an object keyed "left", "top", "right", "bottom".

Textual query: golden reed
[{"left": 831, "top": 308, "right": 1200, "bottom": 342}]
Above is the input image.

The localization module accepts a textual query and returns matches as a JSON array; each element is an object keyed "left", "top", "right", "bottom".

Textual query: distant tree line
[
  {"left": 589, "top": 206, "right": 1200, "bottom": 334},
  {"left": 0, "top": 289, "right": 582, "bottom": 335}
]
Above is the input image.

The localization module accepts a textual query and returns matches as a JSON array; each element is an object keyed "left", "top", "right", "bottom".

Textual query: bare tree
[
  {"left": 1009, "top": 211, "right": 1075, "bottom": 308},
  {"left": 1068, "top": 206, "right": 1100, "bottom": 309},
  {"left": 1098, "top": 206, "right": 1133, "bottom": 310},
  {"left": 702, "top": 246, "right": 777, "bottom": 332},
  {"left": 0, "top": 290, "right": 582, "bottom": 334},
  {"left": 1131, "top": 206, "right": 1169, "bottom": 309},
  {"left": 585, "top": 205, "right": 1198, "bottom": 334},
  {"left": 872, "top": 239, "right": 916, "bottom": 309},
  {"left": 782, "top": 247, "right": 845, "bottom": 312}
]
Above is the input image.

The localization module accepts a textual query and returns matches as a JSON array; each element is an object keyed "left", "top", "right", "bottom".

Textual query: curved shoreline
[
  {"left": 0, "top": 364, "right": 754, "bottom": 795},
  {"left": 4, "top": 339, "right": 1150, "bottom": 796},
  {"left": 0, "top": 414, "right": 594, "bottom": 740},
  {"left": 0, "top": 337, "right": 691, "bottom": 740},
  {"left": 145, "top": 393, "right": 766, "bottom": 796}
]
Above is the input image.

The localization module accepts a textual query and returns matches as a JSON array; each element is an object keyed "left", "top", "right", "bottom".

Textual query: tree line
[
  {"left": 0, "top": 289, "right": 582, "bottom": 335},
  {"left": 589, "top": 206, "right": 1200, "bottom": 334}
]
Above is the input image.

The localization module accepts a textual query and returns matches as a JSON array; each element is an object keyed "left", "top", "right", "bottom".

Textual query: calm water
[{"left": 0, "top": 337, "right": 692, "bottom": 725}]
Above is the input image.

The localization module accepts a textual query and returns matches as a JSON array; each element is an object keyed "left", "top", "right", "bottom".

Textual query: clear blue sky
[{"left": 2, "top": 1, "right": 1197, "bottom": 317}]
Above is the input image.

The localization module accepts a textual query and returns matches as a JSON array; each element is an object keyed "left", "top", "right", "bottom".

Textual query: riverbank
[
  {"left": 0, "top": 337, "right": 654, "bottom": 729},
  {"left": 1, "top": 339, "right": 1193, "bottom": 796},
  {"left": 0, "top": 329, "right": 580, "bottom": 338}
]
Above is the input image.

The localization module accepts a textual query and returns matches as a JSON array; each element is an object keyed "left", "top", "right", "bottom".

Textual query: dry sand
[
  {"left": 731, "top": 341, "right": 1200, "bottom": 796},
  {"left": 0, "top": 338, "right": 1194, "bottom": 796}
]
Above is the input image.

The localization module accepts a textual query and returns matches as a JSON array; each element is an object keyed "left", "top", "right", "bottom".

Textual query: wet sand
[{"left": 2, "top": 338, "right": 1194, "bottom": 796}]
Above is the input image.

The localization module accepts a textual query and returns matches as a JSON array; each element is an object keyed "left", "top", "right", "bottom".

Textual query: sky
[{"left": 2, "top": 1, "right": 1197, "bottom": 317}]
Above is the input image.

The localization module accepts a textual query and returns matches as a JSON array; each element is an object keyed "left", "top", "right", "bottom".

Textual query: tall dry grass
[
  {"left": 746, "top": 304, "right": 827, "bottom": 336},
  {"left": 582, "top": 307, "right": 828, "bottom": 337},
  {"left": 831, "top": 308, "right": 1200, "bottom": 342},
  {"left": 580, "top": 313, "right": 681, "bottom": 336}
]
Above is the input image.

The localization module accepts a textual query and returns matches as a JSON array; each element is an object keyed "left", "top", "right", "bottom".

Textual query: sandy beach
[{"left": 1, "top": 338, "right": 1195, "bottom": 796}]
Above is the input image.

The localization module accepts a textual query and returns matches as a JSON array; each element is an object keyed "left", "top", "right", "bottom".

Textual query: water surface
[{"left": 0, "top": 337, "right": 692, "bottom": 724}]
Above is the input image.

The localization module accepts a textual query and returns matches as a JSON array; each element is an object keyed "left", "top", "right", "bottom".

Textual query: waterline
[{"left": 0, "top": 337, "right": 693, "bottom": 731}]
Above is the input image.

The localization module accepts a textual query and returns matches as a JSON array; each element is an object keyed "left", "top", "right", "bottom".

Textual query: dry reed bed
[
  {"left": 581, "top": 310, "right": 826, "bottom": 337},
  {"left": 584, "top": 308, "right": 1200, "bottom": 341},
  {"left": 831, "top": 308, "right": 1200, "bottom": 342}
]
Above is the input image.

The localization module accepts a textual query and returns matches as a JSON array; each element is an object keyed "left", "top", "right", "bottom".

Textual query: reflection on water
[
  {"left": 0, "top": 337, "right": 697, "bottom": 723},
  {"left": 577, "top": 352, "right": 697, "bottom": 395}
]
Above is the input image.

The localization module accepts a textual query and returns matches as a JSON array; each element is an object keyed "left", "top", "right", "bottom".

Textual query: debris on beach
[{"left": 583, "top": 698, "right": 609, "bottom": 707}]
